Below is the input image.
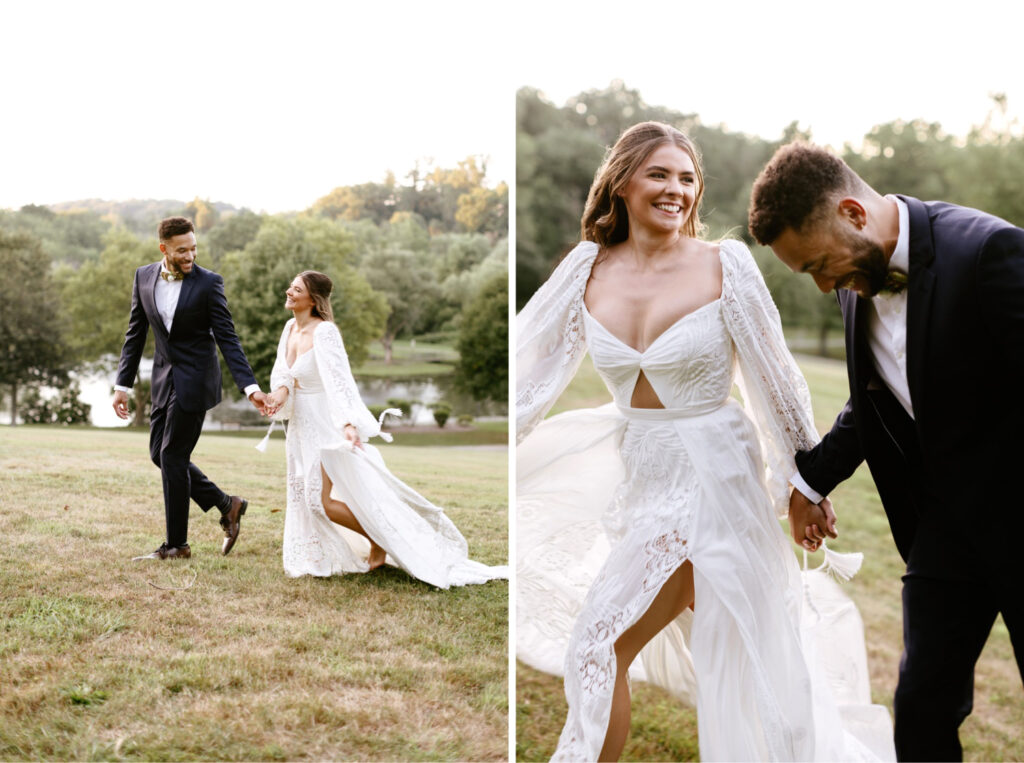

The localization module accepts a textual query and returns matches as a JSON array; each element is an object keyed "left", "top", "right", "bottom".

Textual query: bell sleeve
[
  {"left": 313, "top": 321, "right": 399, "bottom": 443},
  {"left": 720, "top": 239, "right": 820, "bottom": 517},
  {"left": 516, "top": 241, "right": 599, "bottom": 443}
]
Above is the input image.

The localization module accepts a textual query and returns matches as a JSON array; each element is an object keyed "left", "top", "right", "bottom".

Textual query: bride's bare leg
[
  {"left": 598, "top": 560, "right": 695, "bottom": 762},
  {"left": 319, "top": 465, "right": 387, "bottom": 569}
]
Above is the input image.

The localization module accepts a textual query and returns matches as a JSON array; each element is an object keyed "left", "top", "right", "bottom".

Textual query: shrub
[{"left": 432, "top": 401, "right": 452, "bottom": 428}]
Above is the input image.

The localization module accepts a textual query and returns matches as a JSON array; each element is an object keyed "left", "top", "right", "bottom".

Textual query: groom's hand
[
  {"left": 249, "top": 390, "right": 268, "bottom": 414},
  {"left": 112, "top": 390, "right": 131, "bottom": 420},
  {"left": 789, "top": 489, "right": 838, "bottom": 551}
]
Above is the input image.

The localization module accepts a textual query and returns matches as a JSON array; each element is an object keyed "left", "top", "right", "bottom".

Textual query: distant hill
[{"left": 47, "top": 198, "right": 240, "bottom": 237}]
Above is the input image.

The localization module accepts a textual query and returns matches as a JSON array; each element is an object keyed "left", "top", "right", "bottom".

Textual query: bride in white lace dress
[
  {"left": 261, "top": 270, "right": 508, "bottom": 588},
  {"left": 517, "top": 123, "right": 894, "bottom": 760}
]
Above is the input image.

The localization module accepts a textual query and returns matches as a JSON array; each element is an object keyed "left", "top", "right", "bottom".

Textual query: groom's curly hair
[
  {"left": 158, "top": 216, "right": 195, "bottom": 241},
  {"left": 748, "top": 143, "right": 866, "bottom": 245}
]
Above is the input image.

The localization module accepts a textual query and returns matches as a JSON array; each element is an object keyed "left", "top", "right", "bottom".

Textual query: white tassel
[
  {"left": 818, "top": 541, "right": 864, "bottom": 582},
  {"left": 375, "top": 407, "right": 402, "bottom": 443},
  {"left": 255, "top": 420, "right": 276, "bottom": 453}
]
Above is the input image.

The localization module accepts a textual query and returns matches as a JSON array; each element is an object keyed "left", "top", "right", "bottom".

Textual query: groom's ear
[{"left": 837, "top": 198, "right": 867, "bottom": 230}]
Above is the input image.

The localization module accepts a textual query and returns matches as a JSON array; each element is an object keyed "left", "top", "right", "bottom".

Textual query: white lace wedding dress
[
  {"left": 264, "top": 318, "right": 508, "bottom": 588},
  {"left": 517, "top": 240, "right": 894, "bottom": 761}
]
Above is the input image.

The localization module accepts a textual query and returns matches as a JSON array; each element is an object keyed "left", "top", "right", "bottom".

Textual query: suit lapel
[
  {"left": 899, "top": 196, "right": 937, "bottom": 415},
  {"left": 142, "top": 264, "right": 168, "bottom": 339},
  {"left": 172, "top": 266, "right": 200, "bottom": 335}
]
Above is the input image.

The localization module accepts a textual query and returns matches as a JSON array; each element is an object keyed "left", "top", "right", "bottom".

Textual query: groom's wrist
[
  {"left": 244, "top": 384, "right": 261, "bottom": 399},
  {"left": 790, "top": 471, "right": 825, "bottom": 504}
]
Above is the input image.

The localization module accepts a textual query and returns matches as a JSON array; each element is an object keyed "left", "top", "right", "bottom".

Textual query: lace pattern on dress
[
  {"left": 719, "top": 240, "right": 820, "bottom": 515},
  {"left": 516, "top": 242, "right": 599, "bottom": 442}
]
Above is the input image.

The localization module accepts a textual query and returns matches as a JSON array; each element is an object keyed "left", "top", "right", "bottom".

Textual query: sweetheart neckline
[{"left": 582, "top": 297, "right": 722, "bottom": 355}]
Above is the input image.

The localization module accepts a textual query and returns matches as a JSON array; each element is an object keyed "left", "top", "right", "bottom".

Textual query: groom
[
  {"left": 112, "top": 216, "right": 266, "bottom": 560},
  {"left": 747, "top": 142, "right": 1024, "bottom": 761}
]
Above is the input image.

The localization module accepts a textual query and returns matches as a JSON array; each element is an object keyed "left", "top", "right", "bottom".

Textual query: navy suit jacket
[
  {"left": 794, "top": 196, "right": 1024, "bottom": 566},
  {"left": 115, "top": 263, "right": 257, "bottom": 413}
]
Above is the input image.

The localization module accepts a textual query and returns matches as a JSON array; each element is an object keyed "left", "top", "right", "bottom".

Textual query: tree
[
  {"left": 455, "top": 273, "right": 507, "bottom": 403},
  {"left": 219, "top": 216, "right": 388, "bottom": 387},
  {"left": 359, "top": 247, "right": 440, "bottom": 363},
  {"left": 455, "top": 182, "right": 508, "bottom": 234},
  {"left": 0, "top": 229, "right": 71, "bottom": 424},
  {"left": 56, "top": 228, "right": 155, "bottom": 425},
  {"left": 204, "top": 209, "right": 264, "bottom": 268},
  {"left": 184, "top": 197, "right": 220, "bottom": 232}
]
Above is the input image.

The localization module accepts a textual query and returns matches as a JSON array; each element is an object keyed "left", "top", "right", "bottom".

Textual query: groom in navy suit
[
  {"left": 113, "top": 216, "right": 267, "bottom": 560},
  {"left": 748, "top": 143, "right": 1024, "bottom": 761}
]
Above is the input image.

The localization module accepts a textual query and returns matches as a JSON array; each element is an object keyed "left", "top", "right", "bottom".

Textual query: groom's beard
[{"left": 839, "top": 229, "right": 890, "bottom": 297}]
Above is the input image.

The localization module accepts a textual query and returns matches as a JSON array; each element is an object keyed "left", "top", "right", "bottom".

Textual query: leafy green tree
[
  {"left": 0, "top": 229, "right": 71, "bottom": 424},
  {"left": 204, "top": 209, "right": 264, "bottom": 268},
  {"left": 359, "top": 247, "right": 440, "bottom": 363},
  {"left": 219, "top": 216, "right": 388, "bottom": 388},
  {"left": 455, "top": 272, "right": 507, "bottom": 403},
  {"left": 56, "top": 228, "right": 156, "bottom": 425}
]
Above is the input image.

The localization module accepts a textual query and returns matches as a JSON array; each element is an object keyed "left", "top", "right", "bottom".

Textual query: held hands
[
  {"left": 261, "top": 387, "right": 289, "bottom": 417},
  {"left": 112, "top": 390, "right": 131, "bottom": 420},
  {"left": 343, "top": 423, "right": 363, "bottom": 451},
  {"left": 249, "top": 390, "right": 269, "bottom": 414},
  {"left": 788, "top": 488, "right": 838, "bottom": 552}
]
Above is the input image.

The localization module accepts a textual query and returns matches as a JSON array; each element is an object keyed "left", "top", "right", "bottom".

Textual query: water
[{"left": 30, "top": 364, "right": 505, "bottom": 428}]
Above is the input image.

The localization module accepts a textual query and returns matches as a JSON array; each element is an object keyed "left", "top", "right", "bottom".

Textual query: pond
[{"left": 63, "top": 364, "right": 505, "bottom": 428}]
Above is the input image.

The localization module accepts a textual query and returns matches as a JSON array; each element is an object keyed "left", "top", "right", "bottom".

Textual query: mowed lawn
[
  {"left": 0, "top": 426, "right": 508, "bottom": 762},
  {"left": 517, "top": 354, "right": 1023, "bottom": 762}
]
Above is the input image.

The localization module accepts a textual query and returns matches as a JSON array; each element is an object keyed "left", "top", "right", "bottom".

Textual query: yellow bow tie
[
  {"left": 880, "top": 270, "right": 908, "bottom": 295},
  {"left": 161, "top": 270, "right": 183, "bottom": 282}
]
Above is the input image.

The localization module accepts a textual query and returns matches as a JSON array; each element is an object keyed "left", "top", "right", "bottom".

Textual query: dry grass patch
[{"left": 0, "top": 426, "right": 507, "bottom": 761}]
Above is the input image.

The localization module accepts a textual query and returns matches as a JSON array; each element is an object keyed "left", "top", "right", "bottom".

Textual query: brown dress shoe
[
  {"left": 132, "top": 543, "right": 191, "bottom": 561},
  {"left": 220, "top": 496, "right": 248, "bottom": 555}
]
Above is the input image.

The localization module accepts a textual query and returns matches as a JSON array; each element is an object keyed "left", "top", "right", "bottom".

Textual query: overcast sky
[{"left": 3, "top": 0, "right": 1020, "bottom": 213}]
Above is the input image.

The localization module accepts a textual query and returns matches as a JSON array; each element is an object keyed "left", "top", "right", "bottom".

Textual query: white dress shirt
[{"left": 791, "top": 196, "right": 913, "bottom": 504}]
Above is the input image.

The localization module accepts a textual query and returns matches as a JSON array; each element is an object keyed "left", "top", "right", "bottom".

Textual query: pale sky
[{"left": 2, "top": 0, "right": 1021, "bottom": 213}]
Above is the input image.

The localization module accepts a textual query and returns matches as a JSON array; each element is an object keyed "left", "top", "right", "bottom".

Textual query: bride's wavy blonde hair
[
  {"left": 298, "top": 270, "right": 335, "bottom": 323},
  {"left": 581, "top": 121, "right": 706, "bottom": 249}
]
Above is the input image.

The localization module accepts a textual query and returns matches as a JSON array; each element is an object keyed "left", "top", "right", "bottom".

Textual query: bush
[
  {"left": 386, "top": 398, "right": 413, "bottom": 419},
  {"left": 432, "top": 401, "right": 452, "bottom": 428},
  {"left": 22, "top": 382, "right": 92, "bottom": 425},
  {"left": 456, "top": 413, "right": 474, "bottom": 427}
]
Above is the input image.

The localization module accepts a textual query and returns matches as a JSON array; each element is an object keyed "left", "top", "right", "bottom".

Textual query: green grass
[
  {"left": 354, "top": 339, "right": 459, "bottom": 378},
  {"left": 517, "top": 354, "right": 1023, "bottom": 762},
  {"left": 0, "top": 427, "right": 507, "bottom": 761}
]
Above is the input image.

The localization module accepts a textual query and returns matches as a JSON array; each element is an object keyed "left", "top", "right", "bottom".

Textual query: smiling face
[
  {"left": 619, "top": 143, "right": 699, "bottom": 238},
  {"left": 772, "top": 217, "right": 890, "bottom": 297},
  {"left": 160, "top": 232, "right": 197, "bottom": 277},
  {"left": 284, "top": 276, "right": 314, "bottom": 313}
]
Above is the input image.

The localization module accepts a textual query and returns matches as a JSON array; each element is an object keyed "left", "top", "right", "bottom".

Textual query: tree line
[
  {"left": 0, "top": 158, "right": 508, "bottom": 425},
  {"left": 517, "top": 82, "right": 1024, "bottom": 352}
]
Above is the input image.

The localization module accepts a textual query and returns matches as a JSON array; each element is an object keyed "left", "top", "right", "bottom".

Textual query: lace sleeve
[
  {"left": 516, "top": 242, "right": 599, "bottom": 443},
  {"left": 313, "top": 321, "right": 399, "bottom": 442},
  {"left": 720, "top": 240, "right": 820, "bottom": 517}
]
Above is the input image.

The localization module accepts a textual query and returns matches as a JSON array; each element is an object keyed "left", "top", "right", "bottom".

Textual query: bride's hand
[
  {"left": 343, "top": 423, "right": 363, "bottom": 450},
  {"left": 264, "top": 387, "right": 289, "bottom": 417}
]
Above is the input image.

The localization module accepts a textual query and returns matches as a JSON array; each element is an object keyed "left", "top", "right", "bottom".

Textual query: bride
[
  {"left": 260, "top": 269, "right": 508, "bottom": 588},
  {"left": 517, "top": 122, "right": 893, "bottom": 760}
]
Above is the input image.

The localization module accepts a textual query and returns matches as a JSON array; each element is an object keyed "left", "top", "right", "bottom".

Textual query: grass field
[
  {"left": 0, "top": 426, "right": 508, "bottom": 761},
  {"left": 353, "top": 339, "right": 458, "bottom": 379},
  {"left": 517, "top": 353, "right": 1023, "bottom": 762}
]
